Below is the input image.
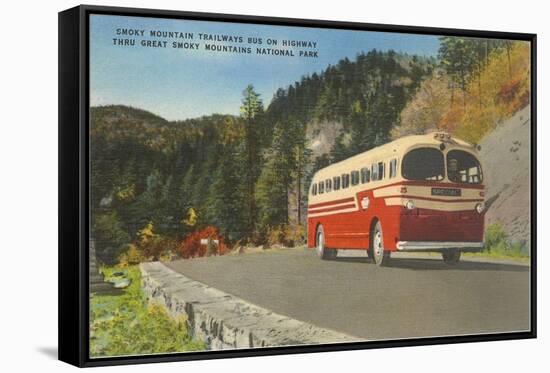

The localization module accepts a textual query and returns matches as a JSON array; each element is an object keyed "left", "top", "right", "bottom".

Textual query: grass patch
[
  {"left": 465, "top": 223, "right": 529, "bottom": 262},
  {"left": 90, "top": 266, "right": 205, "bottom": 358}
]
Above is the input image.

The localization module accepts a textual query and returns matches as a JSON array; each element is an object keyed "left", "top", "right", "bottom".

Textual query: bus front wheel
[
  {"left": 315, "top": 225, "right": 336, "bottom": 260},
  {"left": 370, "top": 221, "right": 390, "bottom": 266},
  {"left": 442, "top": 249, "right": 461, "bottom": 265}
]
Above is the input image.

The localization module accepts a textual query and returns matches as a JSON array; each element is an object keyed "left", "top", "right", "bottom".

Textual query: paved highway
[{"left": 166, "top": 248, "right": 530, "bottom": 340}]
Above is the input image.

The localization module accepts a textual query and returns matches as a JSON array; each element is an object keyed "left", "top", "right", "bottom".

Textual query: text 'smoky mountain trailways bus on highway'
[{"left": 307, "top": 133, "right": 486, "bottom": 266}]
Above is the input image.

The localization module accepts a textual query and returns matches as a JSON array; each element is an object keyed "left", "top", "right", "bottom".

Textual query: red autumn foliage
[
  {"left": 497, "top": 76, "right": 530, "bottom": 116},
  {"left": 498, "top": 77, "right": 522, "bottom": 106},
  {"left": 177, "top": 226, "right": 229, "bottom": 259}
]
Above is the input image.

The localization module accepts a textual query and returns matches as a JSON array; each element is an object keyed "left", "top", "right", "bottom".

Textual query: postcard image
[{"left": 87, "top": 13, "right": 532, "bottom": 358}]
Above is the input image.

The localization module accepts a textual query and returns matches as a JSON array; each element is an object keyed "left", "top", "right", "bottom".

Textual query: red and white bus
[{"left": 307, "top": 133, "right": 485, "bottom": 266}]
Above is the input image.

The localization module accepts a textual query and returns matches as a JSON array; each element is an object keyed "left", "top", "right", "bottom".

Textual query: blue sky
[{"left": 90, "top": 15, "right": 440, "bottom": 120}]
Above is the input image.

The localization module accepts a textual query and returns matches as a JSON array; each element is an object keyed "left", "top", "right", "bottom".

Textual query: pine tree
[
  {"left": 206, "top": 143, "right": 249, "bottom": 242},
  {"left": 255, "top": 121, "right": 295, "bottom": 229},
  {"left": 291, "top": 120, "right": 312, "bottom": 225},
  {"left": 173, "top": 165, "right": 197, "bottom": 238},
  {"left": 240, "top": 85, "right": 264, "bottom": 238},
  {"left": 438, "top": 37, "right": 477, "bottom": 108}
]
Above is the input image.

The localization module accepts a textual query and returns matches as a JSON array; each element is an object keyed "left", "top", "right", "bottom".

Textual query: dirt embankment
[{"left": 479, "top": 105, "right": 531, "bottom": 247}]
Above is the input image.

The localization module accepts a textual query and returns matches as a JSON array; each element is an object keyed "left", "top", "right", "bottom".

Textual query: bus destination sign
[{"left": 431, "top": 187, "right": 462, "bottom": 197}]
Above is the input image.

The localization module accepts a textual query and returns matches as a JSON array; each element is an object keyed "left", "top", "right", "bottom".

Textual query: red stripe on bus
[
  {"left": 308, "top": 197, "right": 355, "bottom": 209},
  {"left": 308, "top": 203, "right": 357, "bottom": 214},
  {"left": 371, "top": 180, "right": 485, "bottom": 191},
  {"left": 384, "top": 195, "right": 484, "bottom": 203}
]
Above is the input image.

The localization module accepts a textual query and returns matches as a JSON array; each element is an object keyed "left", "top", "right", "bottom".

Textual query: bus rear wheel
[
  {"left": 442, "top": 249, "right": 461, "bottom": 265},
  {"left": 315, "top": 225, "right": 336, "bottom": 260},
  {"left": 370, "top": 221, "right": 390, "bottom": 266}
]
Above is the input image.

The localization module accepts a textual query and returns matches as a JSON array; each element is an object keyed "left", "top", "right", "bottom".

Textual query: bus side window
[
  {"left": 312, "top": 183, "right": 317, "bottom": 196},
  {"left": 333, "top": 176, "right": 341, "bottom": 190},
  {"left": 319, "top": 180, "right": 324, "bottom": 194},
  {"left": 371, "top": 164, "right": 378, "bottom": 181},
  {"left": 360, "top": 167, "right": 370, "bottom": 183},
  {"left": 325, "top": 178, "right": 332, "bottom": 192},
  {"left": 389, "top": 158, "right": 397, "bottom": 178},
  {"left": 351, "top": 170, "right": 360, "bottom": 186},
  {"left": 378, "top": 162, "right": 385, "bottom": 180},
  {"left": 342, "top": 173, "right": 350, "bottom": 188}
]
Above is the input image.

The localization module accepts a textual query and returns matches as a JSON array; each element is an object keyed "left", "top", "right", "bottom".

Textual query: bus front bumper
[{"left": 396, "top": 241, "right": 484, "bottom": 252}]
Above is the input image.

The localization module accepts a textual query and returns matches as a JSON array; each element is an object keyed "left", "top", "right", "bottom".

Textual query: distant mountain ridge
[
  {"left": 264, "top": 50, "right": 436, "bottom": 161},
  {"left": 91, "top": 105, "right": 239, "bottom": 132},
  {"left": 92, "top": 105, "right": 168, "bottom": 128}
]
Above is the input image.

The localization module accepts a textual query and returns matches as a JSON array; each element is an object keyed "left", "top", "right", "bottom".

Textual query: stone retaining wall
[{"left": 140, "top": 262, "right": 359, "bottom": 350}]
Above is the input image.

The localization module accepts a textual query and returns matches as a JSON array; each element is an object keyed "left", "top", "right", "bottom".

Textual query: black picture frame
[{"left": 59, "top": 4, "right": 537, "bottom": 367}]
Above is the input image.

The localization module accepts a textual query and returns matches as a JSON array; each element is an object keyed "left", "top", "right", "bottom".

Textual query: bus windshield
[
  {"left": 446, "top": 150, "right": 483, "bottom": 184},
  {"left": 402, "top": 148, "right": 445, "bottom": 181}
]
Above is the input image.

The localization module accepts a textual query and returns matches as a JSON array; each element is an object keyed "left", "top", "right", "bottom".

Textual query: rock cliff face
[
  {"left": 479, "top": 105, "right": 531, "bottom": 247},
  {"left": 306, "top": 120, "right": 344, "bottom": 158}
]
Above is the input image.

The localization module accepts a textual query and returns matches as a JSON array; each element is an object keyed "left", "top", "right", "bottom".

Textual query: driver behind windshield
[{"left": 448, "top": 158, "right": 460, "bottom": 182}]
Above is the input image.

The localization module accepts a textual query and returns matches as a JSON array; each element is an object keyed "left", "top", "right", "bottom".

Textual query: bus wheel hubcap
[
  {"left": 374, "top": 231, "right": 382, "bottom": 257},
  {"left": 317, "top": 232, "right": 323, "bottom": 256}
]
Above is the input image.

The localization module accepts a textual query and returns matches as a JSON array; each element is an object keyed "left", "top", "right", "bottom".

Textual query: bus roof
[{"left": 312, "top": 132, "right": 477, "bottom": 180}]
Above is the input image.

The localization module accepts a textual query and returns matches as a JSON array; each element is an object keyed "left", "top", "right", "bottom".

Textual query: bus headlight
[
  {"left": 405, "top": 200, "right": 415, "bottom": 210},
  {"left": 475, "top": 202, "right": 485, "bottom": 214}
]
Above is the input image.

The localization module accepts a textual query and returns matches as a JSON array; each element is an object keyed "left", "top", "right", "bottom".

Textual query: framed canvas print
[{"left": 58, "top": 4, "right": 537, "bottom": 367}]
